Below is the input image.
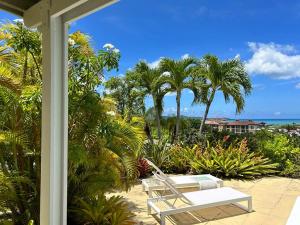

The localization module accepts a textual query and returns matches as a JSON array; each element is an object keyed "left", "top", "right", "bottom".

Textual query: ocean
[{"left": 234, "top": 119, "right": 300, "bottom": 125}]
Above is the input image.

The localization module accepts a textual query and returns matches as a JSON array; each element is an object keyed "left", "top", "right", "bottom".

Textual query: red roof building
[{"left": 205, "top": 119, "right": 265, "bottom": 134}]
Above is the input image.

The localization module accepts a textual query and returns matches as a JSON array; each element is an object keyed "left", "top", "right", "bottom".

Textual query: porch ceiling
[{"left": 0, "top": 0, "right": 39, "bottom": 16}]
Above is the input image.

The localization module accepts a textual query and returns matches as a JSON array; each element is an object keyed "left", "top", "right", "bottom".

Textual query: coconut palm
[
  {"left": 158, "top": 57, "right": 198, "bottom": 141},
  {"left": 194, "top": 55, "right": 252, "bottom": 134},
  {"left": 134, "top": 61, "right": 168, "bottom": 140}
]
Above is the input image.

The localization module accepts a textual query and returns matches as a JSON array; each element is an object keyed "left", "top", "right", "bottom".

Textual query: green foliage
[
  {"left": 71, "top": 194, "right": 135, "bottom": 225},
  {"left": 193, "top": 55, "right": 252, "bottom": 134},
  {"left": 0, "top": 21, "right": 142, "bottom": 225},
  {"left": 1, "top": 21, "right": 42, "bottom": 80},
  {"left": 258, "top": 133, "right": 300, "bottom": 177},
  {"left": 166, "top": 144, "right": 194, "bottom": 174},
  {"left": 133, "top": 61, "right": 169, "bottom": 140},
  {"left": 158, "top": 57, "right": 198, "bottom": 141},
  {"left": 187, "top": 140, "right": 278, "bottom": 179},
  {"left": 104, "top": 74, "right": 145, "bottom": 120},
  {"left": 143, "top": 138, "right": 171, "bottom": 169}
]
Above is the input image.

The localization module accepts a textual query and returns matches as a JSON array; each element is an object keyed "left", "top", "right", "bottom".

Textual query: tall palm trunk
[
  {"left": 153, "top": 98, "right": 162, "bottom": 140},
  {"left": 199, "top": 90, "right": 215, "bottom": 134},
  {"left": 144, "top": 122, "right": 154, "bottom": 145},
  {"left": 23, "top": 51, "right": 28, "bottom": 80},
  {"left": 175, "top": 90, "right": 181, "bottom": 142}
]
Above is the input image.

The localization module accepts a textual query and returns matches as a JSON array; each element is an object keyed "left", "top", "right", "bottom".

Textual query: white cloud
[
  {"left": 103, "top": 43, "right": 114, "bottom": 49},
  {"left": 13, "top": 18, "right": 23, "bottom": 24},
  {"left": 234, "top": 54, "right": 240, "bottom": 60},
  {"left": 148, "top": 55, "right": 190, "bottom": 69},
  {"left": 161, "top": 83, "right": 171, "bottom": 90},
  {"left": 181, "top": 53, "right": 189, "bottom": 59},
  {"left": 296, "top": 83, "right": 300, "bottom": 89},
  {"left": 164, "top": 107, "right": 176, "bottom": 113},
  {"left": 148, "top": 57, "right": 164, "bottom": 69},
  {"left": 165, "top": 92, "right": 176, "bottom": 97},
  {"left": 252, "top": 83, "right": 265, "bottom": 90},
  {"left": 274, "top": 112, "right": 281, "bottom": 116},
  {"left": 245, "top": 42, "right": 300, "bottom": 79},
  {"left": 182, "top": 107, "right": 189, "bottom": 113}
]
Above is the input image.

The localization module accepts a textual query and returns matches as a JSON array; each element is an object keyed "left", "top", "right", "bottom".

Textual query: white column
[{"left": 40, "top": 5, "right": 68, "bottom": 225}]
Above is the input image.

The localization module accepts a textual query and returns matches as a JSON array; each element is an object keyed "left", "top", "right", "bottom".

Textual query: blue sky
[{"left": 1, "top": 0, "right": 300, "bottom": 119}]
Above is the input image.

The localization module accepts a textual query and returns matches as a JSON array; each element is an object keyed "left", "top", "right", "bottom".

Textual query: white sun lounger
[
  {"left": 143, "top": 159, "right": 223, "bottom": 197},
  {"left": 147, "top": 173, "right": 252, "bottom": 225},
  {"left": 286, "top": 196, "right": 300, "bottom": 225}
]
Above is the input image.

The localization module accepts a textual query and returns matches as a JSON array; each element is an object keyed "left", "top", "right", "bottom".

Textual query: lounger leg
[
  {"left": 248, "top": 199, "right": 253, "bottom": 212},
  {"left": 149, "top": 188, "right": 153, "bottom": 198},
  {"left": 147, "top": 200, "right": 151, "bottom": 215},
  {"left": 160, "top": 214, "right": 166, "bottom": 225}
]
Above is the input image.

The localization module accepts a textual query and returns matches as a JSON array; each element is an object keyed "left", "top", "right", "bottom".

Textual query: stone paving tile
[{"left": 118, "top": 177, "right": 300, "bottom": 225}]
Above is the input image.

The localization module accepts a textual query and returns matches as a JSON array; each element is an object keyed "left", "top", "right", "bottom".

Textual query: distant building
[{"left": 205, "top": 119, "right": 265, "bottom": 134}]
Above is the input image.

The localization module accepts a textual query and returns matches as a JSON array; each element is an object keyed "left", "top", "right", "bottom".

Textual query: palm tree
[
  {"left": 194, "top": 55, "right": 252, "bottom": 134},
  {"left": 134, "top": 61, "right": 167, "bottom": 140},
  {"left": 158, "top": 57, "right": 198, "bottom": 141}
]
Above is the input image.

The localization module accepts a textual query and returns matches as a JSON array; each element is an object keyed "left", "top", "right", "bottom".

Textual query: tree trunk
[
  {"left": 23, "top": 51, "right": 28, "bottom": 80},
  {"left": 199, "top": 102, "right": 211, "bottom": 134},
  {"left": 199, "top": 90, "right": 215, "bottom": 134},
  {"left": 175, "top": 90, "right": 181, "bottom": 142},
  {"left": 144, "top": 122, "right": 154, "bottom": 145},
  {"left": 29, "top": 50, "right": 42, "bottom": 80},
  {"left": 153, "top": 98, "right": 162, "bottom": 140}
]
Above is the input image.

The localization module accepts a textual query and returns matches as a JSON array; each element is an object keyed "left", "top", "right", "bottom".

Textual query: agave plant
[{"left": 143, "top": 138, "right": 171, "bottom": 170}]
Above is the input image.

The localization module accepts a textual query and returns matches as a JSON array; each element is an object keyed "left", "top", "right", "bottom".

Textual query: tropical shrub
[
  {"left": 71, "top": 194, "right": 135, "bottom": 225},
  {"left": 188, "top": 139, "right": 278, "bottom": 179},
  {"left": 137, "top": 158, "right": 150, "bottom": 178},
  {"left": 258, "top": 133, "right": 300, "bottom": 177},
  {"left": 166, "top": 144, "right": 194, "bottom": 174}
]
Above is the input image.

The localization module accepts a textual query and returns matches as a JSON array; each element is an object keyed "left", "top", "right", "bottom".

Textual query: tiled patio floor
[{"left": 119, "top": 177, "right": 300, "bottom": 225}]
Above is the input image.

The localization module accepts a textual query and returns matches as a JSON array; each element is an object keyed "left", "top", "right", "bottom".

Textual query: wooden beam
[
  {"left": 24, "top": 0, "right": 87, "bottom": 27},
  {"left": 0, "top": 0, "right": 37, "bottom": 11},
  {"left": 62, "top": 0, "right": 118, "bottom": 23},
  {"left": 23, "top": 0, "right": 44, "bottom": 27},
  {"left": 51, "top": 0, "right": 87, "bottom": 17},
  {"left": 0, "top": 2, "right": 23, "bottom": 16},
  {"left": 24, "top": 0, "right": 117, "bottom": 27}
]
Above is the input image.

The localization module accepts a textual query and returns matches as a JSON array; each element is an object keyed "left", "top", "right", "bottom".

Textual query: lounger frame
[
  {"left": 147, "top": 193, "right": 252, "bottom": 225},
  {"left": 148, "top": 172, "right": 252, "bottom": 225},
  {"left": 286, "top": 196, "right": 300, "bottom": 225}
]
